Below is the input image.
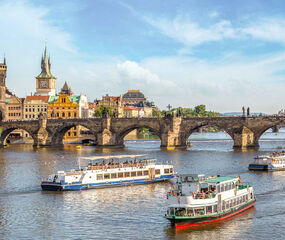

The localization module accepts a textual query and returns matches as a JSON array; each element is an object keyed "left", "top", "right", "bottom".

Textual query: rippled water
[{"left": 1, "top": 131, "right": 285, "bottom": 239}]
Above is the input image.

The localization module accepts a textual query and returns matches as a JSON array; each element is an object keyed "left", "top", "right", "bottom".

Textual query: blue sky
[{"left": 1, "top": 0, "right": 285, "bottom": 113}]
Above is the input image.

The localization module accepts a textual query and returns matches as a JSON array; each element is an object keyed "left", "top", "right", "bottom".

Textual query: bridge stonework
[{"left": 0, "top": 116, "right": 284, "bottom": 149}]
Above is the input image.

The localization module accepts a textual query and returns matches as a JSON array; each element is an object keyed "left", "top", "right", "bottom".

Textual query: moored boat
[
  {"left": 248, "top": 151, "right": 285, "bottom": 171},
  {"left": 41, "top": 154, "right": 174, "bottom": 191},
  {"left": 165, "top": 174, "right": 256, "bottom": 228}
]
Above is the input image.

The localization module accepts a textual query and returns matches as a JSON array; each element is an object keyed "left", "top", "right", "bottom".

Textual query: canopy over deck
[{"left": 80, "top": 154, "right": 146, "bottom": 161}]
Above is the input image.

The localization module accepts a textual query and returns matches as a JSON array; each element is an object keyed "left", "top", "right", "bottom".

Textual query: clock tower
[{"left": 35, "top": 46, "right": 56, "bottom": 96}]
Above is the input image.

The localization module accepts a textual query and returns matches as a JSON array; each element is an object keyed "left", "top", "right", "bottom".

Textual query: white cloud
[
  {"left": 243, "top": 18, "right": 285, "bottom": 45},
  {"left": 144, "top": 16, "right": 239, "bottom": 47}
]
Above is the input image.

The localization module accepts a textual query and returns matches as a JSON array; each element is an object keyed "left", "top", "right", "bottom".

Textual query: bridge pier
[
  {"left": 161, "top": 117, "right": 187, "bottom": 149},
  {"left": 232, "top": 126, "right": 259, "bottom": 149},
  {"left": 96, "top": 129, "right": 123, "bottom": 147}
]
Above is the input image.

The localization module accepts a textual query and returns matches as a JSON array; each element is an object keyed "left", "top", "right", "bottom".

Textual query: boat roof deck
[{"left": 203, "top": 176, "right": 236, "bottom": 183}]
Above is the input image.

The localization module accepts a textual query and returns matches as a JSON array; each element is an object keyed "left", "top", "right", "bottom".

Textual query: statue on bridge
[
  {"left": 242, "top": 106, "right": 245, "bottom": 117},
  {"left": 247, "top": 107, "right": 250, "bottom": 116}
]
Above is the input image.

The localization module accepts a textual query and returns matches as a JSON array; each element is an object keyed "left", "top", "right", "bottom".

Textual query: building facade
[
  {"left": 23, "top": 96, "right": 49, "bottom": 120},
  {"left": 94, "top": 94, "right": 123, "bottom": 117},
  {"left": 6, "top": 95, "right": 24, "bottom": 121},
  {"left": 48, "top": 83, "right": 89, "bottom": 141}
]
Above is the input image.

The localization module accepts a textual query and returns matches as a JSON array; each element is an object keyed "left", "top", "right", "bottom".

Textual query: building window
[
  {"left": 62, "top": 112, "right": 65, "bottom": 117},
  {"left": 74, "top": 113, "right": 77, "bottom": 117}
]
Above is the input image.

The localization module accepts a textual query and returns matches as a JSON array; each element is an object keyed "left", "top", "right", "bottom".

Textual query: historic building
[
  {"left": 35, "top": 46, "right": 56, "bottom": 96},
  {"left": 48, "top": 82, "right": 89, "bottom": 140},
  {"left": 0, "top": 57, "right": 7, "bottom": 120},
  {"left": 94, "top": 94, "right": 123, "bottom": 117},
  {"left": 121, "top": 90, "right": 146, "bottom": 106},
  {"left": 6, "top": 95, "right": 24, "bottom": 121},
  {"left": 23, "top": 96, "right": 49, "bottom": 120},
  {"left": 120, "top": 90, "right": 153, "bottom": 118}
]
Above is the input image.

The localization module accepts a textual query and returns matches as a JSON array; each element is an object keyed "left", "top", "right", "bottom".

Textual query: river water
[{"left": 1, "top": 131, "right": 285, "bottom": 239}]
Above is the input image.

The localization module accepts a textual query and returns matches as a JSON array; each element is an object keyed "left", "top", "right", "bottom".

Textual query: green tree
[
  {"left": 194, "top": 104, "right": 206, "bottom": 116},
  {"left": 152, "top": 107, "right": 162, "bottom": 117},
  {"left": 94, "top": 105, "right": 114, "bottom": 117}
]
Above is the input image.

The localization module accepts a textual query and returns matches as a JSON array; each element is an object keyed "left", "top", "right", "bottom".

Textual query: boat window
[
  {"left": 175, "top": 208, "right": 186, "bottom": 216},
  {"left": 170, "top": 168, "right": 173, "bottom": 173},
  {"left": 186, "top": 208, "right": 194, "bottom": 216},
  {"left": 111, "top": 173, "right": 117, "bottom": 179},
  {"left": 131, "top": 171, "right": 136, "bottom": 177},
  {"left": 226, "top": 201, "right": 229, "bottom": 209},
  {"left": 96, "top": 174, "right": 103, "bottom": 180},
  {"left": 229, "top": 200, "right": 232, "bottom": 208},
  {"left": 155, "top": 169, "right": 160, "bottom": 175},
  {"left": 232, "top": 182, "right": 235, "bottom": 189},
  {"left": 118, "top": 172, "right": 124, "bottom": 178},
  {"left": 104, "top": 174, "right": 110, "bottom": 179},
  {"left": 213, "top": 205, "right": 217, "bottom": 213},
  {"left": 220, "top": 184, "right": 224, "bottom": 192},
  {"left": 143, "top": 170, "right": 149, "bottom": 176},
  {"left": 164, "top": 169, "right": 170, "bottom": 174},
  {"left": 124, "top": 172, "right": 130, "bottom": 177},
  {"left": 194, "top": 207, "right": 205, "bottom": 216},
  {"left": 206, "top": 206, "right": 212, "bottom": 214},
  {"left": 137, "top": 171, "right": 143, "bottom": 176},
  {"left": 169, "top": 207, "right": 175, "bottom": 215},
  {"left": 217, "top": 185, "right": 220, "bottom": 193}
]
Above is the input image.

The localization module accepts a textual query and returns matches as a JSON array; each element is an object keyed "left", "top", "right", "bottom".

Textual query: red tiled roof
[
  {"left": 88, "top": 105, "right": 96, "bottom": 109},
  {"left": 123, "top": 106, "right": 140, "bottom": 110},
  {"left": 26, "top": 96, "right": 49, "bottom": 102}
]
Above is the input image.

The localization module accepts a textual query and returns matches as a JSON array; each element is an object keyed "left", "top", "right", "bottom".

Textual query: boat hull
[
  {"left": 248, "top": 164, "right": 285, "bottom": 171},
  {"left": 167, "top": 199, "right": 256, "bottom": 228},
  {"left": 41, "top": 175, "right": 173, "bottom": 191}
]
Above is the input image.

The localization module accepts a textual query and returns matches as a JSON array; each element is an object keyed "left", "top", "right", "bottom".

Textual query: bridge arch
[
  {"left": 183, "top": 121, "right": 235, "bottom": 147},
  {"left": 116, "top": 124, "right": 162, "bottom": 146},
  {"left": 0, "top": 127, "right": 37, "bottom": 146},
  {"left": 50, "top": 123, "right": 97, "bottom": 146},
  {"left": 253, "top": 120, "right": 285, "bottom": 145}
]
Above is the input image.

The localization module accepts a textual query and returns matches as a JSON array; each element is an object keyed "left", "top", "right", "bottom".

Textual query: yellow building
[{"left": 48, "top": 94, "right": 80, "bottom": 140}]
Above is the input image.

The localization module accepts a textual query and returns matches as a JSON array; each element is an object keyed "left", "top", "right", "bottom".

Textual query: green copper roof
[
  {"left": 36, "top": 46, "right": 56, "bottom": 79},
  {"left": 204, "top": 176, "right": 236, "bottom": 183},
  {"left": 48, "top": 95, "right": 80, "bottom": 104},
  {"left": 5, "top": 98, "right": 10, "bottom": 104}
]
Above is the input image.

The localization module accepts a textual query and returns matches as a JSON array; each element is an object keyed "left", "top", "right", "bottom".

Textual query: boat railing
[
  {"left": 87, "top": 162, "right": 150, "bottom": 171},
  {"left": 192, "top": 192, "right": 216, "bottom": 199}
]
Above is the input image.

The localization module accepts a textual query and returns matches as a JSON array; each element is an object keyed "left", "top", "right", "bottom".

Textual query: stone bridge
[{"left": 0, "top": 115, "right": 285, "bottom": 149}]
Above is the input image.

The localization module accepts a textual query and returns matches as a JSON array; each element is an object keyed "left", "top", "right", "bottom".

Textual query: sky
[{"left": 1, "top": 0, "right": 285, "bottom": 113}]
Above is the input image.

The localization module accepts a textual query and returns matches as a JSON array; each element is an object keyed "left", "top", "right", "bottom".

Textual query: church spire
[
  {"left": 3, "top": 54, "right": 6, "bottom": 65},
  {"left": 37, "top": 45, "right": 55, "bottom": 79}
]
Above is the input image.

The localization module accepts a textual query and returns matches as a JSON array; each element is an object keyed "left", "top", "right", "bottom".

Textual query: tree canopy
[{"left": 94, "top": 105, "right": 114, "bottom": 117}]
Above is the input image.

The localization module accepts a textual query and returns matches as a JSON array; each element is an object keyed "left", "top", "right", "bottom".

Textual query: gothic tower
[
  {"left": 35, "top": 46, "right": 56, "bottom": 96},
  {"left": 0, "top": 57, "right": 7, "bottom": 121}
]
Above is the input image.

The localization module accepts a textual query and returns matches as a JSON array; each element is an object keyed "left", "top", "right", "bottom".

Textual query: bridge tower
[{"left": 0, "top": 56, "right": 7, "bottom": 121}]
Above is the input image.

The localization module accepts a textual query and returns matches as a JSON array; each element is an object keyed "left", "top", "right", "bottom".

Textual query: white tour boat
[
  {"left": 41, "top": 154, "right": 174, "bottom": 191},
  {"left": 248, "top": 151, "right": 285, "bottom": 171},
  {"left": 165, "top": 174, "right": 256, "bottom": 228}
]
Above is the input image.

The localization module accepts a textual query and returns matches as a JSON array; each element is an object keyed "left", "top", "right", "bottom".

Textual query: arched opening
[
  {"left": 0, "top": 128, "right": 35, "bottom": 146},
  {"left": 118, "top": 125, "right": 161, "bottom": 148},
  {"left": 185, "top": 123, "right": 234, "bottom": 150},
  {"left": 258, "top": 124, "right": 285, "bottom": 150},
  {"left": 51, "top": 124, "right": 96, "bottom": 146}
]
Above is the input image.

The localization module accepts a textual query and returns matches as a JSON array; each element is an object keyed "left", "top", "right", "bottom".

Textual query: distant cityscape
[{"left": 0, "top": 47, "right": 160, "bottom": 141}]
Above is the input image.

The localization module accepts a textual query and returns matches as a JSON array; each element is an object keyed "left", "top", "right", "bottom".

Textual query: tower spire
[{"left": 3, "top": 54, "right": 6, "bottom": 65}]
